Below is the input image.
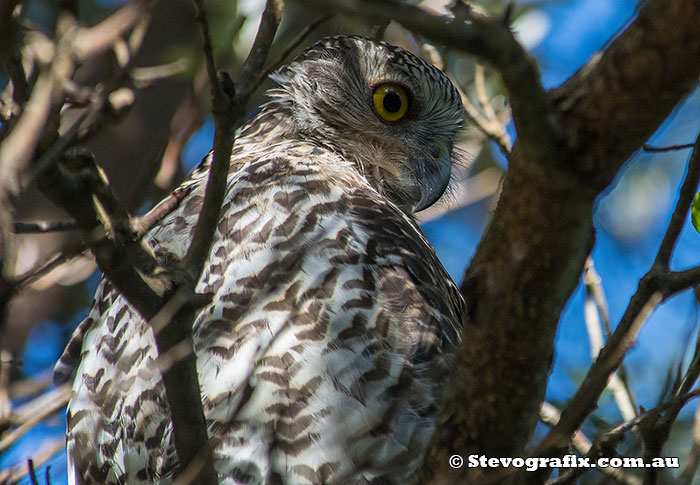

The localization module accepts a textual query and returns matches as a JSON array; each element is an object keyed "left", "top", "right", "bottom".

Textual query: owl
[{"left": 55, "top": 35, "right": 467, "bottom": 484}]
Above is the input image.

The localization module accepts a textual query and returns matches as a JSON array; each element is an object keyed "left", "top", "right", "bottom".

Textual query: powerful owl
[{"left": 55, "top": 35, "right": 467, "bottom": 484}]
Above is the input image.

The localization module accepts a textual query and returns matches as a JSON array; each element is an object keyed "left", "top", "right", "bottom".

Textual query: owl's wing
[
  {"left": 53, "top": 148, "right": 217, "bottom": 386},
  {"left": 61, "top": 140, "right": 465, "bottom": 484}
]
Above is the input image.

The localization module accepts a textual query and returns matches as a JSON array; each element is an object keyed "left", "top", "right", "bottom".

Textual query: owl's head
[{"left": 270, "top": 35, "right": 465, "bottom": 214}]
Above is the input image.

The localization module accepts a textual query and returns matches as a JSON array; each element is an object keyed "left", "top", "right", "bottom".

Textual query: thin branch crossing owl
[{"left": 56, "top": 35, "right": 467, "bottom": 484}]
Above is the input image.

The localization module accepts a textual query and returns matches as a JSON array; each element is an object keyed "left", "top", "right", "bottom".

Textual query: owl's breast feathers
[{"left": 58, "top": 99, "right": 465, "bottom": 485}]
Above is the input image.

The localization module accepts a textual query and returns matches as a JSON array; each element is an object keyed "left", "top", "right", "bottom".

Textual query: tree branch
[
  {"left": 15, "top": 183, "right": 191, "bottom": 291},
  {"left": 13, "top": 220, "right": 78, "bottom": 234},
  {"left": 534, "top": 131, "right": 700, "bottom": 470},
  {"left": 639, "top": 282, "right": 700, "bottom": 483},
  {"left": 0, "top": 384, "right": 70, "bottom": 452},
  {"left": 303, "top": 0, "right": 562, "bottom": 165},
  {"left": 185, "top": 0, "right": 283, "bottom": 286},
  {"left": 643, "top": 143, "right": 696, "bottom": 153},
  {"left": 233, "top": 0, "right": 284, "bottom": 100},
  {"left": 3, "top": 0, "right": 282, "bottom": 479},
  {"left": 535, "top": 290, "right": 663, "bottom": 457},
  {"left": 251, "top": 12, "right": 332, "bottom": 94},
  {"left": 679, "top": 400, "right": 700, "bottom": 484},
  {"left": 654, "top": 133, "right": 700, "bottom": 268},
  {"left": 37, "top": 150, "right": 168, "bottom": 314},
  {"left": 540, "top": 402, "right": 642, "bottom": 485},
  {"left": 0, "top": 10, "right": 81, "bottom": 360},
  {"left": 583, "top": 260, "right": 637, "bottom": 423},
  {"left": 0, "top": 0, "right": 154, "bottom": 300},
  {"left": 552, "top": 2, "right": 700, "bottom": 190},
  {"left": 146, "top": 1, "right": 283, "bottom": 481},
  {"left": 72, "top": 0, "right": 155, "bottom": 61}
]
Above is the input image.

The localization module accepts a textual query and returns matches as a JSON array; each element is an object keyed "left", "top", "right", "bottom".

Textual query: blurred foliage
[{"left": 691, "top": 192, "right": 700, "bottom": 235}]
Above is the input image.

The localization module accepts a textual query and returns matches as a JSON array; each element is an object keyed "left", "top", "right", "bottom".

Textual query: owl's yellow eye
[{"left": 372, "top": 83, "right": 409, "bottom": 123}]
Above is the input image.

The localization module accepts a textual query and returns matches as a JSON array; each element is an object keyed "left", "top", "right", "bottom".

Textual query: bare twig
[
  {"left": 1, "top": 1, "right": 157, "bottom": 317},
  {"left": 639, "top": 300, "right": 700, "bottom": 482},
  {"left": 15, "top": 243, "right": 91, "bottom": 291},
  {"left": 130, "top": 184, "right": 195, "bottom": 237},
  {"left": 583, "top": 259, "right": 637, "bottom": 422},
  {"left": 252, "top": 12, "right": 333, "bottom": 93},
  {"left": 7, "top": 377, "right": 51, "bottom": 400},
  {"left": 186, "top": 0, "right": 283, "bottom": 277},
  {"left": 302, "top": 0, "right": 563, "bottom": 164},
  {"left": 38, "top": 150, "right": 167, "bottom": 314},
  {"left": 0, "top": 1, "right": 278, "bottom": 484},
  {"left": 27, "top": 460, "right": 39, "bottom": 485},
  {"left": 643, "top": 143, "right": 695, "bottom": 152},
  {"left": 0, "top": 12, "right": 79, "bottom": 353},
  {"left": 38, "top": 149, "right": 202, "bottom": 484},
  {"left": 584, "top": 258, "right": 612, "bottom": 336},
  {"left": 185, "top": 1, "right": 236, "bottom": 278},
  {"left": 598, "top": 388, "right": 700, "bottom": 451},
  {"left": 679, "top": 399, "right": 700, "bottom": 484},
  {"left": 72, "top": 0, "right": 155, "bottom": 61},
  {"left": 13, "top": 220, "right": 78, "bottom": 234},
  {"left": 131, "top": 58, "right": 190, "bottom": 87},
  {"left": 0, "top": 30, "right": 73, "bottom": 224},
  {"left": 0, "top": 384, "right": 70, "bottom": 452},
  {"left": 654, "top": 134, "right": 700, "bottom": 268},
  {"left": 0, "top": 438, "right": 63, "bottom": 485},
  {"left": 460, "top": 84, "right": 511, "bottom": 155},
  {"left": 544, "top": 389, "right": 700, "bottom": 485},
  {"left": 143, "top": 1, "right": 283, "bottom": 482},
  {"left": 0, "top": 349, "right": 10, "bottom": 430},
  {"left": 536, "top": 293, "right": 663, "bottom": 458},
  {"left": 474, "top": 64, "right": 497, "bottom": 122},
  {"left": 540, "top": 402, "right": 592, "bottom": 457},
  {"left": 16, "top": 182, "right": 192, "bottom": 291},
  {"left": 540, "top": 402, "right": 642, "bottom": 485},
  {"left": 535, "top": 132, "right": 700, "bottom": 460},
  {"left": 232, "top": 0, "right": 284, "bottom": 101}
]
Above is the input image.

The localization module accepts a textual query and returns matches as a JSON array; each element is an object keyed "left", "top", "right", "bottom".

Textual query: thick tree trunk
[{"left": 415, "top": 0, "right": 700, "bottom": 483}]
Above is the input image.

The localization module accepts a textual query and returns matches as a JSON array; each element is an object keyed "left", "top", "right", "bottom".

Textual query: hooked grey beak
[{"left": 414, "top": 152, "right": 451, "bottom": 212}]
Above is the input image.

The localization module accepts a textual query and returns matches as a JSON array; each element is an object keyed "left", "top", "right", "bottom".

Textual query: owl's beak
[{"left": 414, "top": 150, "right": 451, "bottom": 212}]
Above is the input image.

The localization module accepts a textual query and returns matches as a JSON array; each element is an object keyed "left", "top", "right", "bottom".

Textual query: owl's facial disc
[
  {"left": 367, "top": 82, "right": 453, "bottom": 212},
  {"left": 271, "top": 35, "right": 464, "bottom": 214}
]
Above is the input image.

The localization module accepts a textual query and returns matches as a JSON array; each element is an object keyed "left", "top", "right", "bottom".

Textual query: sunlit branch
[{"left": 535, "top": 131, "right": 700, "bottom": 460}]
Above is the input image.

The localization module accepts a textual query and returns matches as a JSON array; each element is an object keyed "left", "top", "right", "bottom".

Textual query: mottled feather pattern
[{"left": 58, "top": 36, "right": 466, "bottom": 484}]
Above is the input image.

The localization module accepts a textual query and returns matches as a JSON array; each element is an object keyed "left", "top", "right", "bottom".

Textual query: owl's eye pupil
[
  {"left": 372, "top": 82, "right": 409, "bottom": 122},
  {"left": 383, "top": 92, "right": 402, "bottom": 113}
]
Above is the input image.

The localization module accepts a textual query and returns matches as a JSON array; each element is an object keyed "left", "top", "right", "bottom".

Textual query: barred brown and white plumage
[{"left": 55, "top": 35, "right": 467, "bottom": 484}]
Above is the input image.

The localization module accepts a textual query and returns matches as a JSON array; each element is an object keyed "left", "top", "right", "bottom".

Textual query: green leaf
[{"left": 691, "top": 192, "right": 700, "bottom": 234}]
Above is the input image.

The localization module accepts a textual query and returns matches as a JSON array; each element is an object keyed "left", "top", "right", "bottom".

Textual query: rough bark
[{"left": 415, "top": 0, "right": 700, "bottom": 483}]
